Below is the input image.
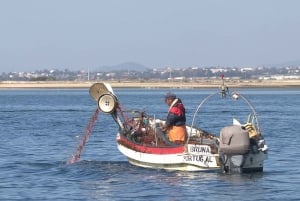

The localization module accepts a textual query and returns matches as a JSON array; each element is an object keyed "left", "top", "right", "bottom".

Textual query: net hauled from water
[{"left": 67, "top": 108, "right": 99, "bottom": 164}]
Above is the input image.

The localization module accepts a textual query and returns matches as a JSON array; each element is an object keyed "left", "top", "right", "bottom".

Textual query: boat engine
[{"left": 218, "top": 125, "right": 250, "bottom": 173}]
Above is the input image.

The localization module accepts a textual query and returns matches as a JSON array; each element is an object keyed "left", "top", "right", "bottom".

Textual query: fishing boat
[{"left": 89, "top": 82, "right": 268, "bottom": 173}]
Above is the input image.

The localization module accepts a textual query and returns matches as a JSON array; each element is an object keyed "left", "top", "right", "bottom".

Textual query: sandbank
[{"left": 0, "top": 80, "right": 299, "bottom": 89}]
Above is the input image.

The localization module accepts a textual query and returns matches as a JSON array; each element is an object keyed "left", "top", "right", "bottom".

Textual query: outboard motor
[{"left": 219, "top": 125, "right": 250, "bottom": 173}]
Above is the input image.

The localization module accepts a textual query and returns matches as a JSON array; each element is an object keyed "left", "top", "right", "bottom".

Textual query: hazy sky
[{"left": 1, "top": 0, "right": 300, "bottom": 72}]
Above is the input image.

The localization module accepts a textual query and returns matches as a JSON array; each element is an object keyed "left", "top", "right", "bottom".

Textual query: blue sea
[{"left": 0, "top": 86, "right": 299, "bottom": 201}]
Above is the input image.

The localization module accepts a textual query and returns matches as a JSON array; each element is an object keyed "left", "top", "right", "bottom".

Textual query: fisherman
[{"left": 161, "top": 92, "right": 187, "bottom": 144}]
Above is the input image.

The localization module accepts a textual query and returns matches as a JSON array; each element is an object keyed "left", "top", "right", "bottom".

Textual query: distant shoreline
[{"left": 0, "top": 80, "right": 300, "bottom": 89}]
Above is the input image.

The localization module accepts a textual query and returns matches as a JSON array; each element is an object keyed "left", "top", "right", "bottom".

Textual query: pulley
[{"left": 98, "top": 93, "right": 118, "bottom": 114}]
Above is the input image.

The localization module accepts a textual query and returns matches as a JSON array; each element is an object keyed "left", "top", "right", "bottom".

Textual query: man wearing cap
[{"left": 162, "top": 92, "right": 187, "bottom": 144}]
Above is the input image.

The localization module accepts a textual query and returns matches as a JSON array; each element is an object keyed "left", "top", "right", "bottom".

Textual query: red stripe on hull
[{"left": 117, "top": 134, "right": 185, "bottom": 154}]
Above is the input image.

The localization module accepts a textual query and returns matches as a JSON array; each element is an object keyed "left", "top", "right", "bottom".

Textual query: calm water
[{"left": 0, "top": 87, "right": 299, "bottom": 201}]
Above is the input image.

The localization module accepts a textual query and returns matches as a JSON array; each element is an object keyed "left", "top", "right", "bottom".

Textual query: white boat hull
[
  {"left": 116, "top": 131, "right": 268, "bottom": 173},
  {"left": 117, "top": 133, "right": 220, "bottom": 171}
]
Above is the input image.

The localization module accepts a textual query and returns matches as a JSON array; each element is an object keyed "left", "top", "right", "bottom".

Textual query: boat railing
[{"left": 188, "top": 87, "right": 262, "bottom": 145}]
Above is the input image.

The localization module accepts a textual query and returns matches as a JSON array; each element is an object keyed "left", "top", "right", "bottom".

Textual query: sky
[{"left": 1, "top": 0, "right": 300, "bottom": 73}]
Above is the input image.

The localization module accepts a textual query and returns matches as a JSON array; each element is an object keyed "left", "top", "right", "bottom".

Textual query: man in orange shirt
[{"left": 162, "top": 92, "right": 187, "bottom": 144}]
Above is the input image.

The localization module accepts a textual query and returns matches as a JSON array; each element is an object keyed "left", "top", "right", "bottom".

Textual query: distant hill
[{"left": 97, "top": 62, "right": 149, "bottom": 72}]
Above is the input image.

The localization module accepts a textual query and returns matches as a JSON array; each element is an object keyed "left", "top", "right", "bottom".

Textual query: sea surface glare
[{"left": 0, "top": 87, "right": 299, "bottom": 201}]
